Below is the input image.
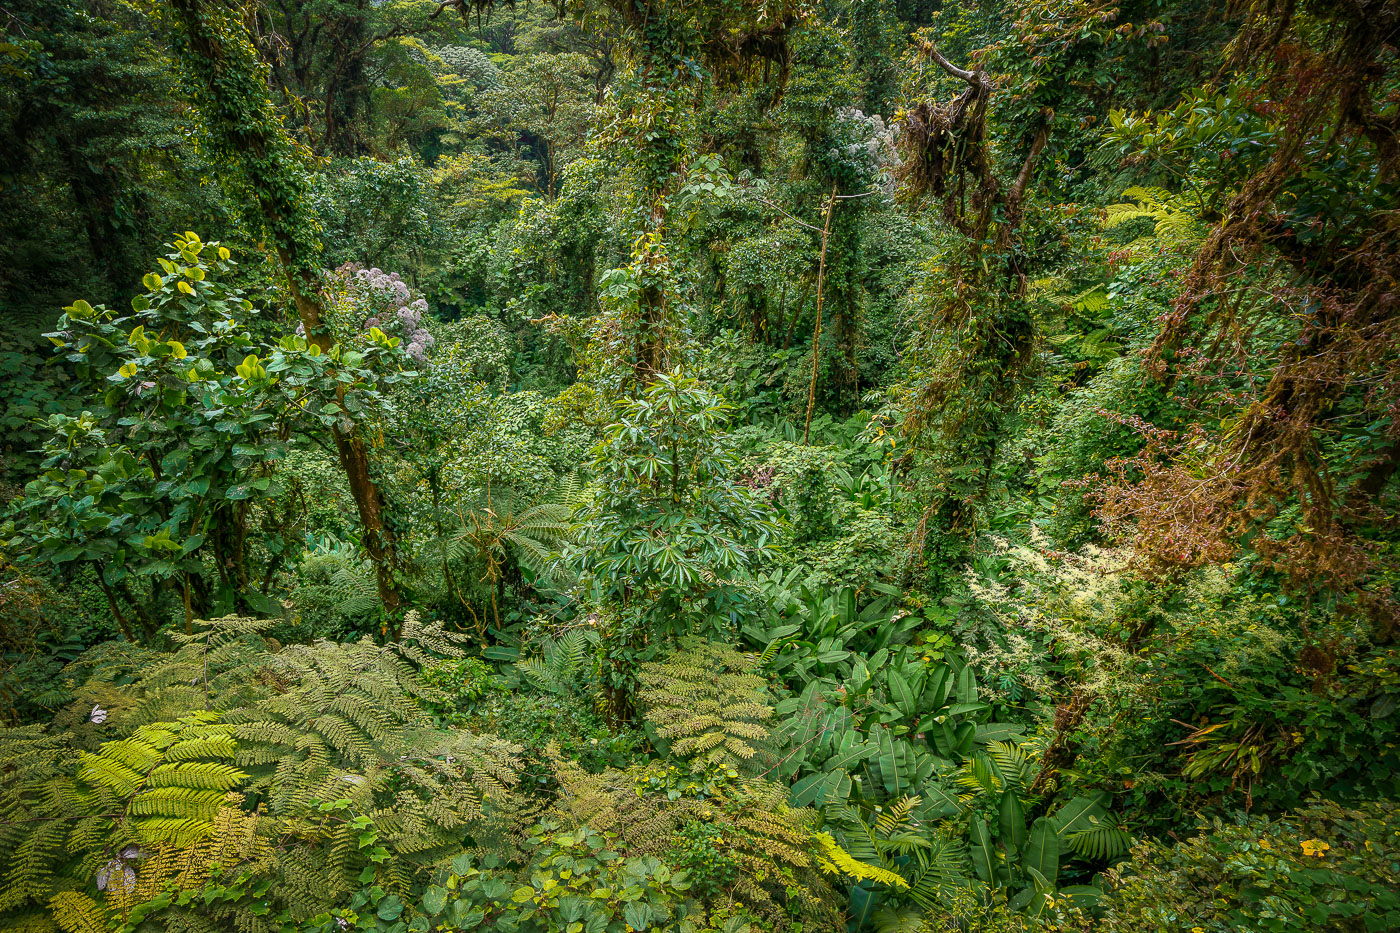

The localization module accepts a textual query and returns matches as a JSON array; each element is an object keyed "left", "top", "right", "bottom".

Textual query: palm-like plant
[
  {"left": 516, "top": 629, "right": 598, "bottom": 696},
  {"left": 450, "top": 476, "right": 579, "bottom": 634}
]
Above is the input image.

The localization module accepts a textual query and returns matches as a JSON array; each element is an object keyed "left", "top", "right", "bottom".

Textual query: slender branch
[
  {"left": 1007, "top": 113, "right": 1054, "bottom": 213},
  {"left": 917, "top": 37, "right": 980, "bottom": 86},
  {"left": 804, "top": 184, "right": 838, "bottom": 446}
]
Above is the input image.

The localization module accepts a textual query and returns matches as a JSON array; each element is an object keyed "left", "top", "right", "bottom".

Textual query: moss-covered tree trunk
[{"left": 165, "top": 0, "right": 402, "bottom": 616}]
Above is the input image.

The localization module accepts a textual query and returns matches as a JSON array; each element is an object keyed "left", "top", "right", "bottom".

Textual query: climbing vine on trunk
[{"left": 163, "top": 0, "right": 403, "bottom": 616}]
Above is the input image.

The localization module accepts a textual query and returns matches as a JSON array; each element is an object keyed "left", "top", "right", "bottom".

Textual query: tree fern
[
  {"left": 77, "top": 712, "right": 246, "bottom": 846},
  {"left": 450, "top": 480, "right": 578, "bottom": 628},
  {"left": 47, "top": 892, "right": 104, "bottom": 933},
  {"left": 515, "top": 629, "right": 597, "bottom": 696},
  {"left": 0, "top": 727, "right": 79, "bottom": 913},
  {"left": 1103, "top": 185, "right": 1203, "bottom": 252},
  {"left": 546, "top": 755, "right": 844, "bottom": 931},
  {"left": 2, "top": 615, "right": 522, "bottom": 930},
  {"left": 637, "top": 641, "right": 774, "bottom": 769},
  {"left": 292, "top": 540, "right": 381, "bottom": 631}
]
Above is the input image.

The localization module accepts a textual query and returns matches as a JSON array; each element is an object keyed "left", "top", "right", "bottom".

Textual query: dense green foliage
[{"left": 3, "top": 0, "right": 1399, "bottom": 931}]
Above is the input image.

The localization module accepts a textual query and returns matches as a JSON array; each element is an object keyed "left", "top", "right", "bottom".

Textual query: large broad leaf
[
  {"left": 1057, "top": 885, "right": 1104, "bottom": 908},
  {"left": 827, "top": 731, "right": 878, "bottom": 770},
  {"left": 422, "top": 886, "right": 447, "bottom": 917},
  {"left": 919, "top": 783, "right": 964, "bottom": 819},
  {"left": 975, "top": 722, "right": 1026, "bottom": 743},
  {"left": 1023, "top": 818, "right": 1059, "bottom": 888},
  {"left": 823, "top": 769, "right": 852, "bottom": 804},
  {"left": 968, "top": 817, "right": 996, "bottom": 884},
  {"left": 848, "top": 657, "right": 871, "bottom": 695},
  {"left": 998, "top": 792, "right": 1027, "bottom": 854},
  {"left": 1007, "top": 885, "right": 1036, "bottom": 912},
  {"left": 872, "top": 903, "right": 923, "bottom": 933},
  {"left": 873, "top": 729, "right": 905, "bottom": 797},
  {"left": 774, "top": 681, "right": 823, "bottom": 717},
  {"left": 791, "top": 769, "right": 852, "bottom": 807},
  {"left": 769, "top": 623, "right": 803, "bottom": 642},
  {"left": 790, "top": 772, "right": 828, "bottom": 807},
  {"left": 838, "top": 587, "right": 857, "bottom": 626},
  {"left": 622, "top": 902, "right": 652, "bottom": 932},
  {"left": 1050, "top": 793, "right": 1109, "bottom": 845},
  {"left": 931, "top": 720, "right": 976, "bottom": 760},
  {"left": 848, "top": 884, "right": 879, "bottom": 931},
  {"left": 955, "top": 667, "right": 979, "bottom": 704},
  {"left": 887, "top": 669, "right": 916, "bottom": 719},
  {"left": 923, "top": 664, "right": 951, "bottom": 709}
]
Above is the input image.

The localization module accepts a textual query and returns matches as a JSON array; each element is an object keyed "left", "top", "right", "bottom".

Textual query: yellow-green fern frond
[
  {"left": 47, "top": 892, "right": 105, "bottom": 933},
  {"left": 1104, "top": 185, "right": 1203, "bottom": 251},
  {"left": 638, "top": 641, "right": 774, "bottom": 770},
  {"left": 814, "top": 833, "right": 908, "bottom": 889}
]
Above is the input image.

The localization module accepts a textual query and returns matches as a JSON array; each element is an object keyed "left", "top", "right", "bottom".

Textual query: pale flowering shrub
[{"left": 322, "top": 263, "right": 436, "bottom": 362}]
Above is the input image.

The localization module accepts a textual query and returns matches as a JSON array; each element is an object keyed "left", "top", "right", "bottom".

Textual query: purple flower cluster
[{"left": 332, "top": 263, "right": 436, "bottom": 361}]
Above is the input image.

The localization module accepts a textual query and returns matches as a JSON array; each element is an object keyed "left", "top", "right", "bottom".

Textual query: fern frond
[
  {"left": 986, "top": 741, "right": 1031, "bottom": 793},
  {"left": 813, "top": 833, "right": 908, "bottom": 889},
  {"left": 47, "top": 892, "right": 105, "bottom": 933},
  {"left": 1066, "top": 823, "right": 1133, "bottom": 860},
  {"left": 902, "top": 835, "right": 968, "bottom": 909},
  {"left": 638, "top": 642, "right": 774, "bottom": 770}
]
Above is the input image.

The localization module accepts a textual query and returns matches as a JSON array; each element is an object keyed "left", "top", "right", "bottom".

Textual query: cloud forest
[{"left": 1, "top": 0, "right": 1398, "bottom": 931}]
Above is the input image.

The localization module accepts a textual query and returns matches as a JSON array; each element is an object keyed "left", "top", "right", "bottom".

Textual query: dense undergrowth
[{"left": 2, "top": 0, "right": 1399, "bottom": 931}]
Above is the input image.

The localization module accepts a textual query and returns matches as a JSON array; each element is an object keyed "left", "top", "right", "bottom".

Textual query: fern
[
  {"left": 451, "top": 481, "right": 577, "bottom": 595},
  {"left": 954, "top": 740, "right": 1030, "bottom": 801},
  {"left": 47, "top": 892, "right": 104, "bottom": 933},
  {"left": 813, "top": 832, "right": 908, "bottom": 889},
  {"left": 293, "top": 541, "right": 380, "bottom": 631},
  {"left": 547, "top": 754, "right": 843, "bottom": 932},
  {"left": 2, "top": 615, "right": 523, "bottom": 930},
  {"left": 637, "top": 641, "right": 774, "bottom": 768},
  {"left": 900, "top": 835, "right": 970, "bottom": 910},
  {"left": 1103, "top": 185, "right": 1203, "bottom": 252},
  {"left": 515, "top": 629, "right": 597, "bottom": 696},
  {"left": 1066, "top": 821, "right": 1133, "bottom": 860},
  {"left": 77, "top": 712, "right": 246, "bottom": 846}
]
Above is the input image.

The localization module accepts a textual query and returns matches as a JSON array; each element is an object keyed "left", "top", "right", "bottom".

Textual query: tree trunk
[
  {"left": 284, "top": 263, "right": 402, "bottom": 613},
  {"left": 168, "top": 0, "right": 402, "bottom": 616}
]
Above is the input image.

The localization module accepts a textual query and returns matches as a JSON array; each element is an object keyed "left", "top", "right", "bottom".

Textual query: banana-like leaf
[
  {"left": 827, "top": 731, "right": 878, "bottom": 770},
  {"left": 849, "top": 657, "right": 870, "bottom": 695},
  {"left": 1024, "top": 818, "right": 1059, "bottom": 887},
  {"left": 887, "top": 669, "right": 916, "bottom": 719},
  {"left": 998, "top": 791, "right": 1027, "bottom": 854},
  {"left": 848, "top": 884, "right": 879, "bottom": 931},
  {"left": 955, "top": 667, "right": 978, "bottom": 704},
  {"left": 1050, "top": 793, "right": 1108, "bottom": 840},
  {"left": 873, "top": 904, "right": 923, "bottom": 933},
  {"left": 1058, "top": 884, "right": 1104, "bottom": 907},
  {"left": 974, "top": 722, "right": 1025, "bottom": 743},
  {"left": 968, "top": 816, "right": 995, "bottom": 884},
  {"left": 923, "top": 664, "right": 951, "bottom": 709},
  {"left": 790, "top": 772, "right": 827, "bottom": 807}
]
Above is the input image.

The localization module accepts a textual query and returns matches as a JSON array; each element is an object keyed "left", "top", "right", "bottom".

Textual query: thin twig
[{"left": 804, "top": 183, "right": 839, "bottom": 446}]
